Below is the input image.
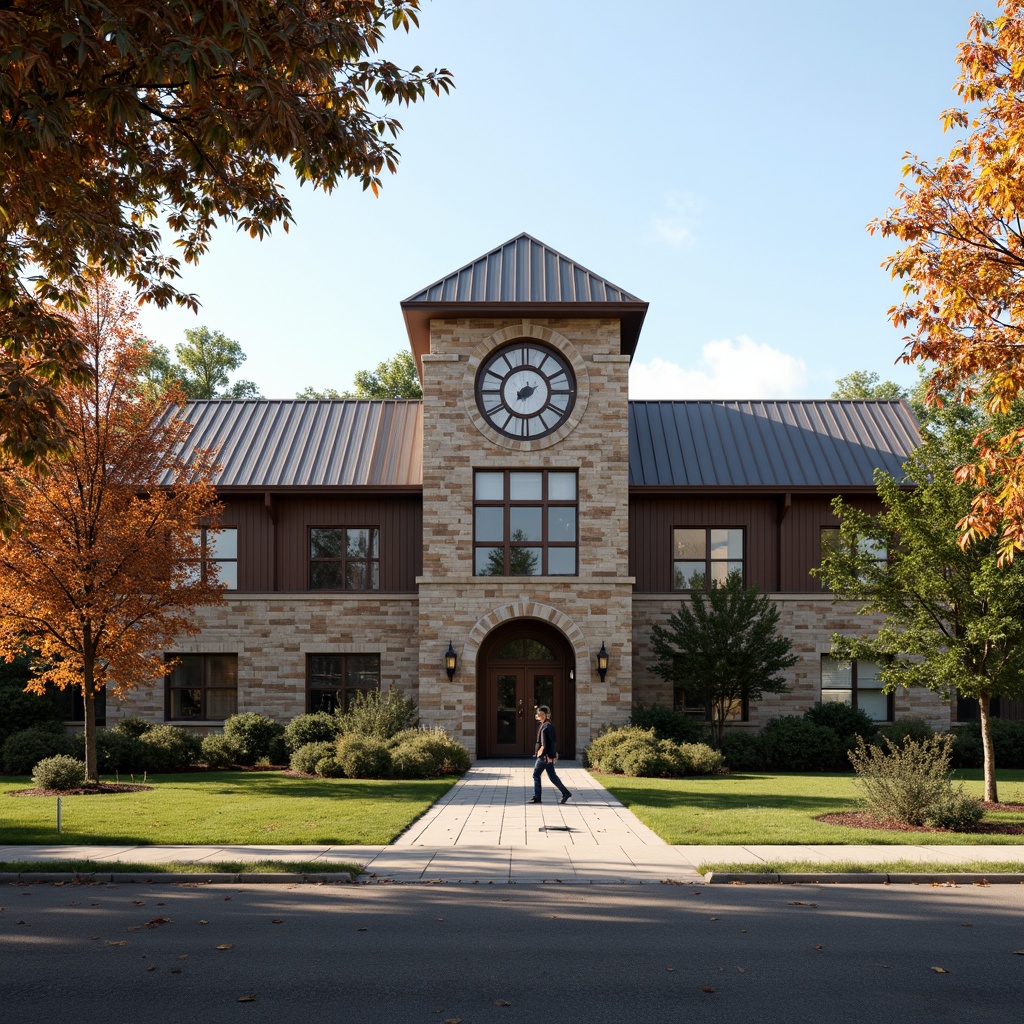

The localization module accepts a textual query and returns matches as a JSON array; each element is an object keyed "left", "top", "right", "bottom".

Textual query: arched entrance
[{"left": 476, "top": 620, "right": 576, "bottom": 759}]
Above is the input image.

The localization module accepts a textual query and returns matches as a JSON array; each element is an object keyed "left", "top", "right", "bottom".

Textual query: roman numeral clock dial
[{"left": 475, "top": 342, "right": 577, "bottom": 440}]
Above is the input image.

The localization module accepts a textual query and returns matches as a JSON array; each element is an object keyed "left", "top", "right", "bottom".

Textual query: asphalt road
[{"left": 3, "top": 880, "right": 1023, "bottom": 1023}]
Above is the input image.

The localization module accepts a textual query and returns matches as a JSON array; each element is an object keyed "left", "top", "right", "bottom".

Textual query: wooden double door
[{"left": 478, "top": 622, "right": 575, "bottom": 758}]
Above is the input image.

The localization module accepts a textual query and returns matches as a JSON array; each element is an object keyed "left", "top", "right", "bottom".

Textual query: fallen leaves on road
[{"left": 931, "top": 967, "right": 949, "bottom": 974}]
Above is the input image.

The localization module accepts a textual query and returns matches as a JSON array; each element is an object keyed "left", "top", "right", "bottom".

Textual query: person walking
[{"left": 529, "top": 705, "right": 571, "bottom": 804}]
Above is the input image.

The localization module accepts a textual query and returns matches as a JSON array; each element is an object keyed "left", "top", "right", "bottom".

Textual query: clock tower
[{"left": 402, "top": 234, "right": 648, "bottom": 758}]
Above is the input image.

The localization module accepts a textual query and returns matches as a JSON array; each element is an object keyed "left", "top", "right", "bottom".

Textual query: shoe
[
  {"left": 560, "top": 792, "right": 572, "bottom": 804},
  {"left": 528, "top": 797, "right": 541, "bottom": 804}
]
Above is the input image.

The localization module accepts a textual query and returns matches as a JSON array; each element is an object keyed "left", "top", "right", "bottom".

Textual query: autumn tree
[
  {"left": 0, "top": 1, "right": 451, "bottom": 531},
  {"left": 0, "top": 276, "right": 226, "bottom": 782},
  {"left": 144, "top": 327, "right": 260, "bottom": 399},
  {"left": 648, "top": 574, "right": 797, "bottom": 747},
  {"left": 870, "top": 0, "right": 1024, "bottom": 561}
]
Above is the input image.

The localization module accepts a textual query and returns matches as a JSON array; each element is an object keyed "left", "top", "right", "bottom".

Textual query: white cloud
[
  {"left": 629, "top": 337, "right": 809, "bottom": 400},
  {"left": 651, "top": 190, "right": 702, "bottom": 247}
]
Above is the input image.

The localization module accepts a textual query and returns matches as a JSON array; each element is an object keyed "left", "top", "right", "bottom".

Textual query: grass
[
  {"left": 0, "top": 859, "right": 362, "bottom": 875},
  {"left": 0, "top": 771, "right": 457, "bottom": 846},
  {"left": 699, "top": 859, "right": 1024, "bottom": 875},
  {"left": 595, "top": 769, "right": 1024, "bottom": 845}
]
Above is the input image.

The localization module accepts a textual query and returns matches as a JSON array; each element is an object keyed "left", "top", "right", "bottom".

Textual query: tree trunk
[
  {"left": 978, "top": 695, "right": 998, "bottom": 804},
  {"left": 82, "top": 643, "right": 98, "bottom": 784}
]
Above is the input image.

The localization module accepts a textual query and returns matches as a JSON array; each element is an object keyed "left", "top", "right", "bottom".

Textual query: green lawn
[
  {"left": 0, "top": 772, "right": 458, "bottom": 846},
  {"left": 596, "top": 769, "right": 1024, "bottom": 845}
]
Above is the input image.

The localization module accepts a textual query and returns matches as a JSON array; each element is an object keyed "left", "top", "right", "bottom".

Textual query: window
[
  {"left": 473, "top": 470, "right": 577, "bottom": 576},
  {"left": 165, "top": 654, "right": 238, "bottom": 721},
  {"left": 672, "top": 528, "right": 744, "bottom": 589},
  {"left": 673, "top": 689, "right": 748, "bottom": 722},
  {"left": 306, "top": 654, "right": 381, "bottom": 712},
  {"left": 49, "top": 684, "right": 106, "bottom": 725},
  {"left": 309, "top": 528, "right": 380, "bottom": 590},
  {"left": 820, "top": 655, "right": 892, "bottom": 721},
  {"left": 186, "top": 527, "right": 237, "bottom": 590},
  {"left": 820, "top": 528, "right": 887, "bottom": 580}
]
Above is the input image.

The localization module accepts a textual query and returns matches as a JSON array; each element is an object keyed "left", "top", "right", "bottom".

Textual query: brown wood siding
[
  {"left": 629, "top": 493, "right": 885, "bottom": 594},
  {"left": 219, "top": 494, "right": 422, "bottom": 593}
]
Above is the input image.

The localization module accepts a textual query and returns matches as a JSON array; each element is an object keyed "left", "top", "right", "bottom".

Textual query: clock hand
[{"left": 516, "top": 382, "right": 537, "bottom": 401}]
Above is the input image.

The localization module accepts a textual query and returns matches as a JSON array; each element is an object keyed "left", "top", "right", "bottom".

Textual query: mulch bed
[
  {"left": 817, "top": 803, "right": 1024, "bottom": 835},
  {"left": 7, "top": 783, "right": 154, "bottom": 797}
]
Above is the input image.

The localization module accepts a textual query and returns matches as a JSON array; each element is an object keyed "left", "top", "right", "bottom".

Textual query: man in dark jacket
[{"left": 529, "top": 705, "right": 572, "bottom": 804}]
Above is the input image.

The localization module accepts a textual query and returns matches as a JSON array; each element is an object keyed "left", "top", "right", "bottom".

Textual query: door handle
[{"left": 518, "top": 699, "right": 524, "bottom": 718}]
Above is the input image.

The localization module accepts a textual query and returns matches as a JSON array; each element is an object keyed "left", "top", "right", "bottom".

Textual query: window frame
[
  {"left": 820, "top": 655, "right": 893, "bottom": 722},
  {"left": 164, "top": 653, "right": 239, "bottom": 722},
  {"left": 308, "top": 526, "right": 381, "bottom": 591},
  {"left": 673, "top": 689, "right": 749, "bottom": 723},
  {"left": 306, "top": 654, "right": 381, "bottom": 713},
  {"left": 819, "top": 527, "right": 888, "bottom": 583},
  {"left": 188, "top": 526, "right": 237, "bottom": 590},
  {"left": 473, "top": 470, "right": 578, "bottom": 577},
  {"left": 671, "top": 526, "right": 746, "bottom": 591}
]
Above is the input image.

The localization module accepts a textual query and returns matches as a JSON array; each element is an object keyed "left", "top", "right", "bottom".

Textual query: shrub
[
  {"left": 389, "top": 744, "right": 437, "bottom": 779},
  {"left": 335, "top": 734, "right": 393, "bottom": 778},
  {"left": 32, "top": 754, "right": 86, "bottom": 790},
  {"left": 878, "top": 718, "right": 935, "bottom": 748},
  {"left": 848, "top": 734, "right": 957, "bottom": 827},
  {"left": 989, "top": 719, "right": 1024, "bottom": 769},
  {"left": 114, "top": 717, "right": 153, "bottom": 739},
  {"left": 0, "top": 673, "right": 62, "bottom": 747},
  {"left": 201, "top": 733, "right": 241, "bottom": 769},
  {"left": 140, "top": 725, "right": 202, "bottom": 771},
  {"left": 720, "top": 731, "right": 766, "bottom": 772},
  {"left": 629, "top": 704, "right": 708, "bottom": 744},
  {"left": 950, "top": 726, "right": 984, "bottom": 769},
  {"left": 315, "top": 755, "right": 346, "bottom": 778},
  {"left": 284, "top": 712, "right": 340, "bottom": 753},
  {"left": 388, "top": 728, "right": 470, "bottom": 778},
  {"left": 290, "top": 741, "right": 337, "bottom": 775},
  {"left": 925, "top": 789, "right": 985, "bottom": 831},
  {"left": 619, "top": 744, "right": 662, "bottom": 777},
  {"left": 69, "top": 729, "right": 150, "bottom": 773},
  {"left": 760, "top": 716, "right": 844, "bottom": 771},
  {"left": 678, "top": 742, "right": 726, "bottom": 775},
  {"left": 336, "top": 689, "right": 417, "bottom": 740},
  {"left": 2, "top": 725, "right": 74, "bottom": 774},
  {"left": 583, "top": 727, "right": 654, "bottom": 773},
  {"left": 803, "top": 702, "right": 880, "bottom": 754},
  {"left": 222, "top": 713, "right": 286, "bottom": 766}
]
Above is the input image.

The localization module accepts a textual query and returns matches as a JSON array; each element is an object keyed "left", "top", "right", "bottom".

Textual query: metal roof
[
  {"left": 628, "top": 400, "right": 921, "bottom": 489},
  {"left": 160, "top": 400, "right": 423, "bottom": 490},
  {"left": 401, "top": 233, "right": 649, "bottom": 367}
]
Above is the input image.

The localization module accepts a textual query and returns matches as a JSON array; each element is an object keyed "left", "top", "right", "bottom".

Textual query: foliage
[
  {"left": 2, "top": 725, "right": 74, "bottom": 774},
  {"left": 32, "top": 755, "right": 86, "bottom": 791},
  {"left": 114, "top": 718, "right": 153, "bottom": 740},
  {"left": 200, "top": 733, "right": 241, "bottom": 769},
  {"left": 830, "top": 371, "right": 907, "bottom": 401},
  {"left": 719, "top": 731, "right": 767, "bottom": 772},
  {"left": 70, "top": 729, "right": 148, "bottom": 773},
  {"left": 143, "top": 328, "right": 260, "bottom": 399},
  {"left": 334, "top": 734, "right": 392, "bottom": 779},
  {"left": 315, "top": 755, "right": 347, "bottom": 779},
  {"left": 814, "top": 397, "right": 1024, "bottom": 802},
  {"left": 868, "top": 0, "right": 1024, "bottom": 561},
  {"left": 0, "top": 655, "right": 61, "bottom": 746},
  {"left": 222, "top": 714, "right": 286, "bottom": 766},
  {"left": 848, "top": 734, "right": 959, "bottom": 827},
  {"left": 760, "top": 717, "right": 844, "bottom": 772},
  {"left": 925, "top": 789, "right": 985, "bottom": 831},
  {"left": 290, "top": 741, "right": 338, "bottom": 776},
  {"left": 284, "top": 712, "right": 342, "bottom": 753},
  {"left": 649, "top": 573, "right": 797, "bottom": 746},
  {"left": 951, "top": 719, "right": 1024, "bottom": 770},
  {"left": 139, "top": 725, "right": 203, "bottom": 772},
  {"left": 342, "top": 350, "right": 423, "bottom": 399},
  {"left": 878, "top": 718, "right": 935, "bottom": 748},
  {"left": 677, "top": 743, "right": 726, "bottom": 775},
  {"left": 584, "top": 727, "right": 723, "bottom": 778},
  {"left": 803, "top": 701, "right": 880, "bottom": 760},
  {"left": 0, "top": 2, "right": 451, "bottom": 533},
  {"left": 336, "top": 688, "right": 418, "bottom": 740},
  {"left": 0, "top": 276, "right": 226, "bottom": 782},
  {"left": 629, "top": 704, "right": 708, "bottom": 744},
  {"left": 388, "top": 729, "right": 471, "bottom": 778}
]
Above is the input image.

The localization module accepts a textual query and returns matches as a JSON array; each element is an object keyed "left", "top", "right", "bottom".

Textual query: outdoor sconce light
[
  {"left": 596, "top": 642, "right": 609, "bottom": 682},
  {"left": 445, "top": 642, "right": 458, "bottom": 681}
]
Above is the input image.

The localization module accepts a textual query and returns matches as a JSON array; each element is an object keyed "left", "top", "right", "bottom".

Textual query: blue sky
[{"left": 136, "top": 0, "right": 995, "bottom": 400}]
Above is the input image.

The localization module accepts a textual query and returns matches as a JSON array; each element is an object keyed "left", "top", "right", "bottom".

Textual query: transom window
[
  {"left": 307, "top": 654, "right": 381, "bottom": 712},
  {"left": 473, "top": 470, "right": 578, "bottom": 576},
  {"left": 821, "top": 655, "right": 892, "bottom": 721},
  {"left": 672, "top": 528, "right": 744, "bottom": 589},
  {"left": 165, "top": 654, "right": 238, "bottom": 721},
  {"left": 309, "top": 528, "right": 379, "bottom": 590}
]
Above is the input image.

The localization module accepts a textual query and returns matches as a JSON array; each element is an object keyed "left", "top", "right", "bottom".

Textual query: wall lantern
[
  {"left": 445, "top": 642, "right": 458, "bottom": 681},
  {"left": 596, "top": 642, "right": 609, "bottom": 682}
]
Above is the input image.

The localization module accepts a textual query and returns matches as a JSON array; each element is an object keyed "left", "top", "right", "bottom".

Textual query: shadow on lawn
[{"left": 607, "top": 776, "right": 857, "bottom": 814}]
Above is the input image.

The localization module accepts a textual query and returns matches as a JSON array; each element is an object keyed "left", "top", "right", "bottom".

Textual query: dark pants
[{"left": 533, "top": 756, "right": 570, "bottom": 800}]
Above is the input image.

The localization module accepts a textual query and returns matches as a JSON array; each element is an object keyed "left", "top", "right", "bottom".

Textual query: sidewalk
[{"left": 3, "top": 761, "right": 1023, "bottom": 884}]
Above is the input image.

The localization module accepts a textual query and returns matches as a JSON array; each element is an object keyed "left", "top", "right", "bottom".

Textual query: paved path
[{"left": 3, "top": 761, "right": 1023, "bottom": 883}]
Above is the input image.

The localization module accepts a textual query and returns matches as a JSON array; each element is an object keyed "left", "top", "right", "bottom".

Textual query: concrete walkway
[{"left": 3, "top": 761, "right": 1023, "bottom": 884}]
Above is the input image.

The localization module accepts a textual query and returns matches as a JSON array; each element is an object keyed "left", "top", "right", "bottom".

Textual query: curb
[
  {"left": 0, "top": 871, "right": 358, "bottom": 885},
  {"left": 705, "top": 871, "right": 1024, "bottom": 885}
]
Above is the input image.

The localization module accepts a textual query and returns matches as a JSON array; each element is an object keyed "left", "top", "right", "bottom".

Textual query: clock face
[{"left": 476, "top": 342, "right": 577, "bottom": 440}]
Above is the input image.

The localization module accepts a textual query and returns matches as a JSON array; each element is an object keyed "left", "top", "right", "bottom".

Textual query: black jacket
[{"left": 535, "top": 720, "right": 558, "bottom": 759}]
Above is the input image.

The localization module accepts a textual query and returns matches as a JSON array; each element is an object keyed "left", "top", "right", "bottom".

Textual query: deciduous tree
[
  {"left": 345, "top": 350, "right": 423, "bottom": 399},
  {"left": 870, "top": 0, "right": 1024, "bottom": 562},
  {"left": 1, "top": 1, "right": 450, "bottom": 530},
  {"left": 831, "top": 371, "right": 907, "bottom": 401},
  {"left": 0, "top": 276, "right": 226, "bottom": 782}
]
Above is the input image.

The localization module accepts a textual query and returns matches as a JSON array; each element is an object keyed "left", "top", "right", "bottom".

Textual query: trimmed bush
[
  {"left": 140, "top": 724, "right": 202, "bottom": 771},
  {"left": 32, "top": 754, "right": 86, "bottom": 790},
  {"left": 114, "top": 717, "right": 152, "bottom": 739},
  {"left": 284, "top": 712, "right": 340, "bottom": 753},
  {"left": 389, "top": 744, "right": 437, "bottom": 780},
  {"left": 678, "top": 742, "right": 725, "bottom": 775},
  {"left": 926, "top": 789, "right": 985, "bottom": 831},
  {"left": 878, "top": 718, "right": 935, "bottom": 748},
  {"left": 315, "top": 755, "right": 346, "bottom": 778},
  {"left": 0, "top": 670, "right": 62, "bottom": 747},
  {"left": 222, "top": 713, "right": 286, "bottom": 766},
  {"left": 803, "top": 701, "right": 880, "bottom": 753},
  {"left": 387, "top": 728, "right": 470, "bottom": 778},
  {"left": 2, "top": 725, "right": 74, "bottom": 774},
  {"left": 619, "top": 744, "right": 662, "bottom": 777},
  {"left": 200, "top": 733, "right": 241, "bottom": 769},
  {"left": 584, "top": 727, "right": 723, "bottom": 777},
  {"left": 336, "top": 689, "right": 417, "bottom": 740},
  {"left": 629, "top": 704, "right": 708, "bottom": 744},
  {"left": 720, "top": 731, "right": 766, "bottom": 772},
  {"left": 69, "top": 729, "right": 149, "bottom": 773},
  {"left": 583, "top": 727, "right": 656, "bottom": 774},
  {"left": 290, "top": 741, "right": 337, "bottom": 775},
  {"left": 335, "top": 734, "right": 392, "bottom": 778},
  {"left": 760, "top": 716, "right": 844, "bottom": 772}
]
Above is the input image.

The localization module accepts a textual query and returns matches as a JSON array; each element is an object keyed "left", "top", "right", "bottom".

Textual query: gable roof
[
  {"left": 401, "top": 233, "right": 649, "bottom": 368},
  {"left": 628, "top": 400, "right": 920, "bottom": 490}
]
